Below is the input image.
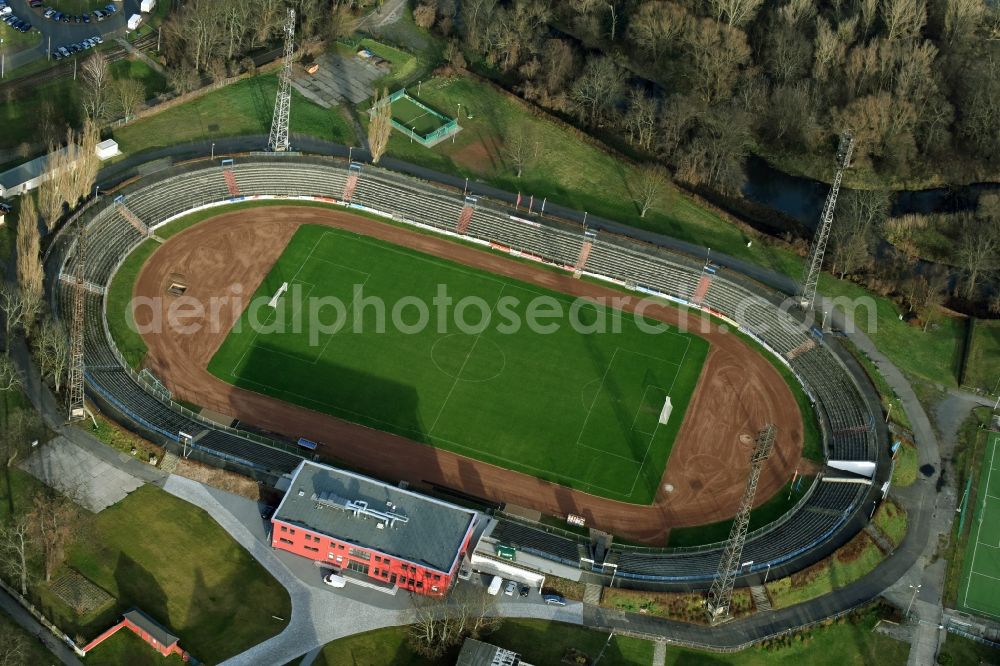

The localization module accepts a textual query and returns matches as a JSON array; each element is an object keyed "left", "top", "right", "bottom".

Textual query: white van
[{"left": 486, "top": 575, "right": 503, "bottom": 596}]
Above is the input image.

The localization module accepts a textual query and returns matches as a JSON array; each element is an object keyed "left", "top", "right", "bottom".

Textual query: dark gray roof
[
  {"left": 456, "top": 638, "right": 520, "bottom": 666},
  {"left": 274, "top": 461, "right": 478, "bottom": 573},
  {"left": 0, "top": 154, "right": 48, "bottom": 191},
  {"left": 123, "top": 609, "right": 179, "bottom": 647}
]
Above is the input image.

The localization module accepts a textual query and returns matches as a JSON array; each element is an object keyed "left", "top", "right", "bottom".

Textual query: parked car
[
  {"left": 104, "top": 3, "right": 116, "bottom": 13},
  {"left": 543, "top": 594, "right": 567, "bottom": 606},
  {"left": 518, "top": 585, "right": 530, "bottom": 598},
  {"left": 42, "top": 8, "right": 54, "bottom": 17},
  {"left": 0, "top": 6, "right": 12, "bottom": 16},
  {"left": 93, "top": 9, "right": 103, "bottom": 20},
  {"left": 0, "top": 202, "right": 12, "bottom": 214},
  {"left": 58, "top": 46, "right": 69, "bottom": 57},
  {"left": 504, "top": 580, "right": 516, "bottom": 597},
  {"left": 29, "top": 0, "right": 42, "bottom": 6},
  {"left": 82, "top": 13, "right": 89, "bottom": 22},
  {"left": 323, "top": 572, "right": 347, "bottom": 588},
  {"left": 92, "top": 35, "right": 103, "bottom": 43}
]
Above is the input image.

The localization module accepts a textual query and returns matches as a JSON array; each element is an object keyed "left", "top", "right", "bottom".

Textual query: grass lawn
[
  {"left": 955, "top": 431, "right": 1000, "bottom": 620},
  {"left": 318, "top": 620, "right": 653, "bottom": 666},
  {"left": 0, "top": 77, "right": 81, "bottom": 149},
  {"left": 111, "top": 73, "right": 353, "bottom": 155},
  {"left": 963, "top": 318, "right": 1000, "bottom": 394},
  {"left": 208, "top": 223, "right": 709, "bottom": 503},
  {"left": 892, "top": 439, "right": 919, "bottom": 487},
  {"left": 819, "top": 274, "right": 968, "bottom": 386},
  {"left": 0, "top": 21, "right": 41, "bottom": 52},
  {"left": 873, "top": 499, "right": 908, "bottom": 548},
  {"left": 668, "top": 476, "right": 814, "bottom": 547},
  {"left": 766, "top": 531, "right": 885, "bottom": 609},
  {"left": 83, "top": 628, "right": 187, "bottom": 665},
  {"left": 108, "top": 58, "right": 169, "bottom": 99},
  {"left": 37, "top": 484, "right": 290, "bottom": 664},
  {"left": 936, "top": 632, "right": 1000, "bottom": 666}
]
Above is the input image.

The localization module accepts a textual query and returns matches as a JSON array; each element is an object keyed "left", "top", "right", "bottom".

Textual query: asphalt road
[{"left": 2, "top": 0, "right": 140, "bottom": 71}]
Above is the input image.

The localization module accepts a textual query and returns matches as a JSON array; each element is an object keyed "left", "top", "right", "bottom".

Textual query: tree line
[
  {"left": 417, "top": 0, "right": 999, "bottom": 192},
  {"left": 412, "top": 0, "right": 999, "bottom": 313}
]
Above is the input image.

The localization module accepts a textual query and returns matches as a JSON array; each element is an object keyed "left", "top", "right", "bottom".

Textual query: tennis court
[{"left": 958, "top": 431, "right": 1000, "bottom": 619}]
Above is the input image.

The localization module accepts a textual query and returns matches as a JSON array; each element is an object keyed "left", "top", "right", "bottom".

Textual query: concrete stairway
[{"left": 749, "top": 584, "right": 772, "bottom": 612}]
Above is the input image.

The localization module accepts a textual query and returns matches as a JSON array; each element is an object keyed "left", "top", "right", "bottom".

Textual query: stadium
[{"left": 46, "top": 155, "right": 891, "bottom": 591}]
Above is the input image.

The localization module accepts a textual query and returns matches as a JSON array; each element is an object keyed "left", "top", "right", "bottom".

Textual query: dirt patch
[
  {"left": 173, "top": 458, "right": 262, "bottom": 501},
  {"left": 132, "top": 206, "right": 805, "bottom": 544}
]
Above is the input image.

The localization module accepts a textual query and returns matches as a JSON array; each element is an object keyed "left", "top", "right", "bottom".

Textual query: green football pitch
[
  {"left": 958, "top": 431, "right": 1000, "bottom": 619},
  {"left": 390, "top": 96, "right": 449, "bottom": 137},
  {"left": 208, "top": 224, "right": 709, "bottom": 503}
]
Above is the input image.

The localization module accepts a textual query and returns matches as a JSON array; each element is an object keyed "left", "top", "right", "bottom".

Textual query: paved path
[
  {"left": 835, "top": 312, "right": 950, "bottom": 665},
  {"left": 0, "top": 585, "right": 82, "bottom": 665}
]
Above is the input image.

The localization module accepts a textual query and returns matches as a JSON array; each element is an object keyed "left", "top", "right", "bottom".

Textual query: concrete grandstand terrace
[{"left": 130, "top": 205, "right": 809, "bottom": 544}]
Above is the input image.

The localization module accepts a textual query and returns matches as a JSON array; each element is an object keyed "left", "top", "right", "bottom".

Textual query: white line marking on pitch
[
  {"left": 427, "top": 283, "right": 508, "bottom": 435},
  {"left": 965, "top": 438, "right": 997, "bottom": 611}
]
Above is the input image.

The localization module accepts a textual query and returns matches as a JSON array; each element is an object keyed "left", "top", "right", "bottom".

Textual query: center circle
[{"left": 431, "top": 334, "right": 506, "bottom": 383}]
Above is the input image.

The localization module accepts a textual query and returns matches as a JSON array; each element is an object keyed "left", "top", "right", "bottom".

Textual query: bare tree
[
  {"left": 81, "top": 52, "right": 111, "bottom": 121},
  {"left": 0, "top": 625, "right": 26, "bottom": 666},
  {"left": 956, "top": 217, "right": 999, "bottom": 300},
  {"left": 943, "top": 0, "right": 987, "bottom": 44},
  {"left": 623, "top": 88, "right": 658, "bottom": 151},
  {"left": 917, "top": 267, "right": 949, "bottom": 331},
  {"left": 0, "top": 407, "right": 41, "bottom": 469},
  {"left": 0, "top": 357, "right": 21, "bottom": 394},
  {"left": 880, "top": 0, "right": 927, "bottom": 40},
  {"left": 112, "top": 78, "right": 146, "bottom": 120},
  {"left": 710, "top": 0, "right": 765, "bottom": 26},
  {"left": 407, "top": 585, "right": 501, "bottom": 658},
  {"left": 684, "top": 19, "right": 752, "bottom": 104},
  {"left": 0, "top": 286, "right": 26, "bottom": 355},
  {"left": 628, "top": 1, "right": 687, "bottom": 61},
  {"left": 571, "top": 55, "right": 625, "bottom": 124},
  {"left": 501, "top": 128, "right": 541, "bottom": 178},
  {"left": 829, "top": 189, "right": 889, "bottom": 278},
  {"left": 635, "top": 165, "right": 669, "bottom": 218},
  {"left": 37, "top": 317, "right": 69, "bottom": 393},
  {"left": 0, "top": 516, "right": 31, "bottom": 596},
  {"left": 15, "top": 197, "right": 43, "bottom": 335},
  {"left": 367, "top": 87, "right": 393, "bottom": 165},
  {"left": 29, "top": 488, "right": 84, "bottom": 583}
]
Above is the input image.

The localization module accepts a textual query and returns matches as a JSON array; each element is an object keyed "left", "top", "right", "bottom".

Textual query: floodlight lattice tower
[
  {"left": 799, "top": 130, "right": 854, "bottom": 309},
  {"left": 706, "top": 424, "right": 777, "bottom": 624},
  {"left": 67, "top": 223, "right": 87, "bottom": 422},
  {"left": 267, "top": 8, "right": 296, "bottom": 152}
]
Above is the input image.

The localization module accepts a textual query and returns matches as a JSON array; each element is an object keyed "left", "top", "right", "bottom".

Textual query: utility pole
[
  {"left": 267, "top": 8, "right": 296, "bottom": 152},
  {"left": 800, "top": 130, "right": 854, "bottom": 309},
  {"left": 706, "top": 424, "right": 777, "bottom": 624},
  {"left": 67, "top": 223, "right": 88, "bottom": 422}
]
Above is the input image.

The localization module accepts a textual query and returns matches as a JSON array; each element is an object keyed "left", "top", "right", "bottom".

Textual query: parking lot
[{"left": 1, "top": 0, "right": 139, "bottom": 71}]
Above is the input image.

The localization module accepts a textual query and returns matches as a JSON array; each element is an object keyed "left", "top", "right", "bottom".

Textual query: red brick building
[{"left": 271, "top": 461, "right": 480, "bottom": 596}]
